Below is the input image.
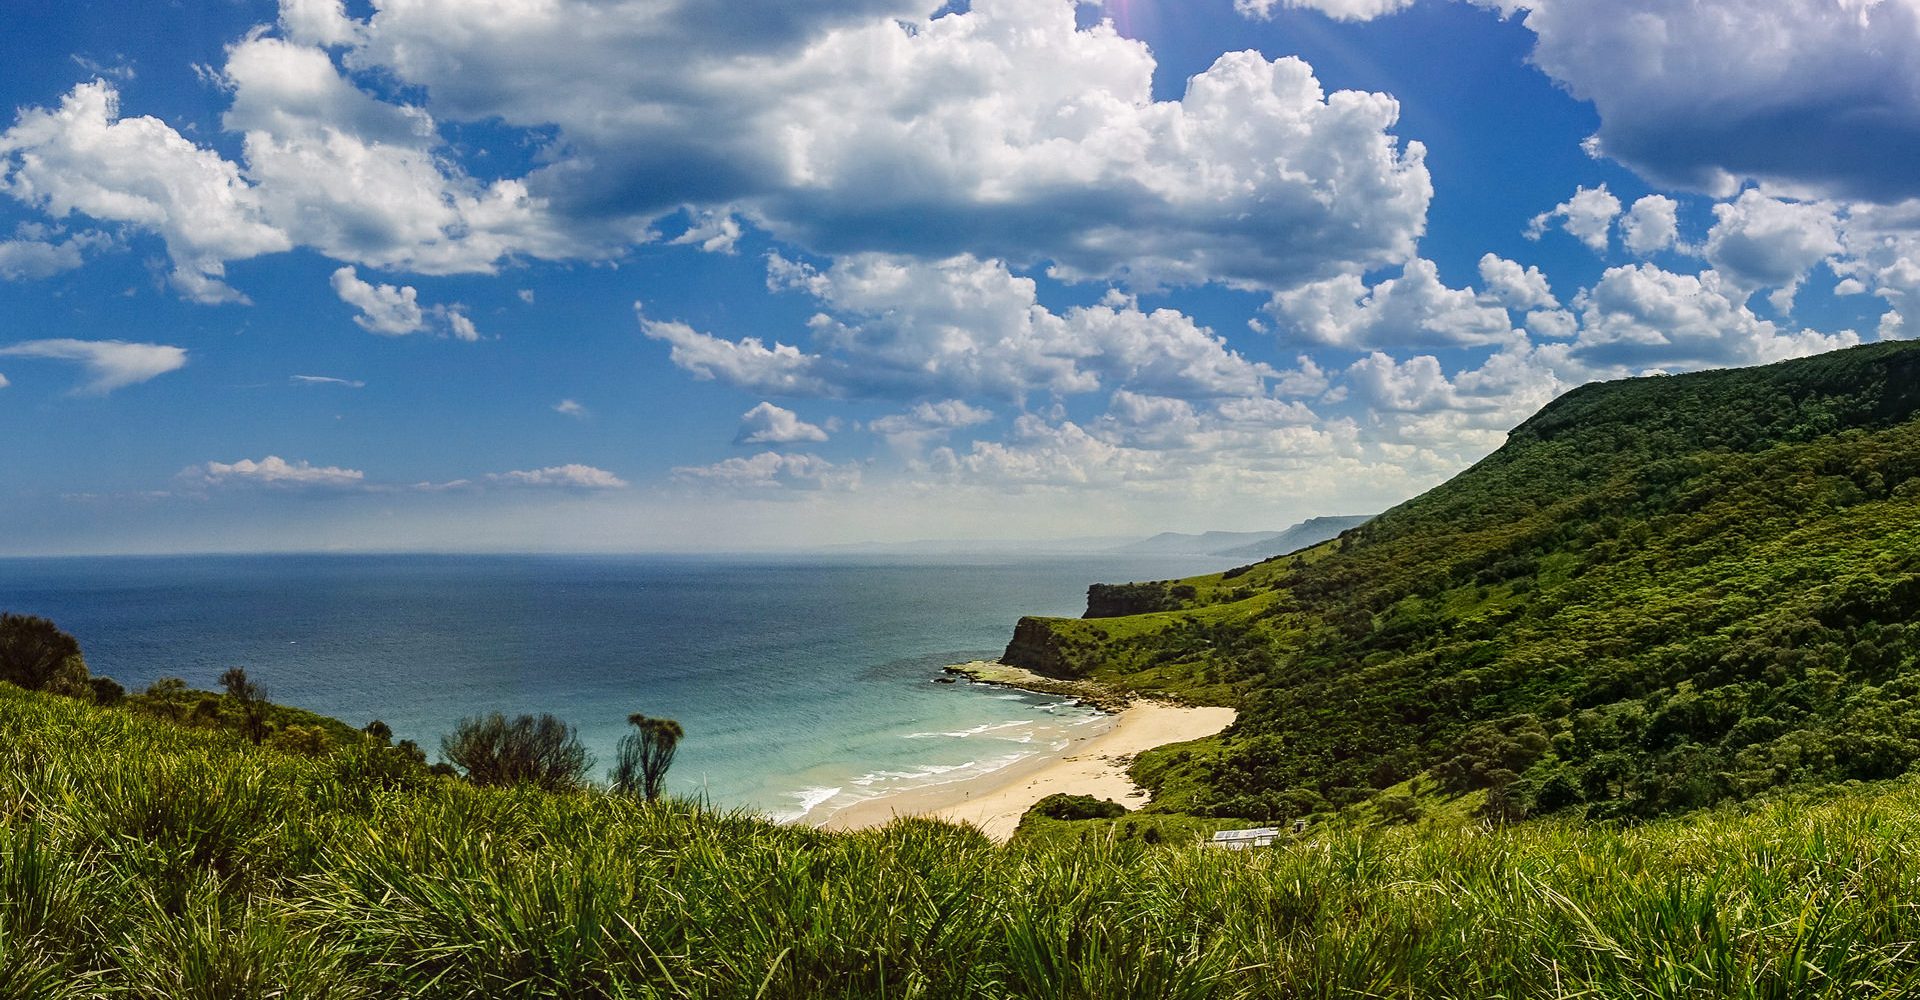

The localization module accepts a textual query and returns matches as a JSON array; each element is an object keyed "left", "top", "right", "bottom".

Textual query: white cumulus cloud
[
  {"left": 1477, "top": 253, "right": 1559, "bottom": 311},
  {"left": 1527, "top": 184, "right": 1622, "bottom": 253},
  {"left": 1703, "top": 191, "right": 1844, "bottom": 312},
  {"left": 1565, "top": 263, "right": 1861, "bottom": 375},
  {"left": 1269, "top": 258, "right": 1519, "bottom": 350},
  {"left": 1, "top": 0, "right": 1434, "bottom": 302},
  {"left": 1620, "top": 195, "right": 1681, "bottom": 256},
  {"left": 736, "top": 402, "right": 830, "bottom": 445},
  {"left": 189, "top": 455, "right": 365, "bottom": 488},
  {"left": 316, "top": 0, "right": 1433, "bottom": 292},
  {"left": 330, "top": 266, "right": 479, "bottom": 340},
  {"left": 0, "top": 82, "right": 290, "bottom": 302},
  {"left": 485, "top": 465, "right": 628, "bottom": 490},
  {"left": 674, "top": 452, "right": 860, "bottom": 491},
  {"left": 869, "top": 399, "right": 995, "bottom": 453}
]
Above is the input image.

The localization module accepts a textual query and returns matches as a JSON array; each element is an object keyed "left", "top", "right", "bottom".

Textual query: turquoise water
[{"left": 0, "top": 553, "right": 1232, "bottom": 820}]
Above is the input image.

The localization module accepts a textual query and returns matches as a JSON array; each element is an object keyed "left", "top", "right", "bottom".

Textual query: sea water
[{"left": 0, "top": 553, "right": 1232, "bottom": 822}]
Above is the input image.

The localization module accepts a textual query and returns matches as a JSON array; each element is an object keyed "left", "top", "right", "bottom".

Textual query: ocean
[{"left": 0, "top": 553, "right": 1233, "bottom": 822}]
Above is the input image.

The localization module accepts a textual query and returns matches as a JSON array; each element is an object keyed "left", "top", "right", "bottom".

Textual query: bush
[
  {"left": 0, "top": 614, "right": 91, "bottom": 699},
  {"left": 439, "top": 713, "right": 592, "bottom": 791},
  {"left": 1030, "top": 793, "right": 1127, "bottom": 822}
]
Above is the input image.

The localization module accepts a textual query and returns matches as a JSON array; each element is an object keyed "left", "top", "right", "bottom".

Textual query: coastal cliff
[{"left": 1000, "top": 616, "right": 1086, "bottom": 677}]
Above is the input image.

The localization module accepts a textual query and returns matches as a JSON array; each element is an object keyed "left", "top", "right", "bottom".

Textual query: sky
[{"left": 0, "top": 0, "right": 1914, "bottom": 554}]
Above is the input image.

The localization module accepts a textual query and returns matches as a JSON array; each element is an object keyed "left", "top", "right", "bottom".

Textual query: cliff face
[{"left": 1001, "top": 617, "right": 1089, "bottom": 678}]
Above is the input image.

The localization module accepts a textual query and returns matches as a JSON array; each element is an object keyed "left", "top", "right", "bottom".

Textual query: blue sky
[{"left": 1, "top": 0, "right": 1913, "bottom": 554}]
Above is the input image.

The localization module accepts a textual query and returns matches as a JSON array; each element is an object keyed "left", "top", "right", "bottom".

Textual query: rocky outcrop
[{"left": 1001, "top": 617, "right": 1088, "bottom": 678}]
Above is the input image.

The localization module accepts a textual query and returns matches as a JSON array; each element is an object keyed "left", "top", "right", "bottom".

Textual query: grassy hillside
[
  {"left": 1003, "top": 341, "right": 1920, "bottom": 822},
  {"left": 12, "top": 682, "right": 1920, "bottom": 997}
]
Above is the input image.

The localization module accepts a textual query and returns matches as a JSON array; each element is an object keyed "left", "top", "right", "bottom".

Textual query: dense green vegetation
[
  {"left": 1006, "top": 341, "right": 1920, "bottom": 823},
  {"left": 13, "top": 682, "right": 1920, "bottom": 997}
]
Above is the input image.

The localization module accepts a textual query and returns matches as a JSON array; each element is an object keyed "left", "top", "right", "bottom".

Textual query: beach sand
[{"left": 821, "top": 700, "right": 1236, "bottom": 842}]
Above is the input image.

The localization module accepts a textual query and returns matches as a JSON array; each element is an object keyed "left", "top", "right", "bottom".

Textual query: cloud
[
  {"left": 1702, "top": 191, "right": 1843, "bottom": 312},
  {"left": 330, "top": 267, "right": 479, "bottom": 340},
  {"left": 2, "top": 0, "right": 1431, "bottom": 301},
  {"left": 306, "top": 0, "right": 1431, "bottom": 292},
  {"left": 735, "top": 402, "right": 830, "bottom": 445},
  {"left": 769, "top": 254, "right": 1273, "bottom": 400},
  {"left": 1340, "top": 346, "right": 1566, "bottom": 455},
  {"left": 188, "top": 455, "right": 365, "bottom": 488},
  {"left": 0, "top": 338, "right": 188, "bottom": 394},
  {"left": 0, "top": 228, "right": 109, "bottom": 280},
  {"left": 930, "top": 415, "right": 1171, "bottom": 489},
  {"left": 0, "top": 82, "right": 290, "bottom": 302},
  {"left": 181, "top": 455, "right": 624, "bottom": 494},
  {"left": 1264, "top": 360, "right": 1328, "bottom": 402},
  {"left": 639, "top": 311, "right": 835, "bottom": 398},
  {"left": 868, "top": 399, "right": 994, "bottom": 452},
  {"left": 553, "top": 399, "right": 587, "bottom": 418},
  {"left": 1476, "top": 253, "right": 1559, "bottom": 311},
  {"left": 673, "top": 452, "right": 860, "bottom": 491},
  {"left": 1234, "top": 0, "right": 1417, "bottom": 21},
  {"left": 649, "top": 254, "right": 1273, "bottom": 404},
  {"left": 1564, "top": 263, "right": 1861, "bottom": 375},
  {"left": 221, "top": 36, "right": 577, "bottom": 275},
  {"left": 1620, "top": 195, "right": 1681, "bottom": 256},
  {"left": 1481, "top": 0, "right": 1920, "bottom": 201},
  {"left": 1833, "top": 203, "right": 1920, "bottom": 338},
  {"left": 1268, "top": 258, "right": 1519, "bottom": 349},
  {"left": 290, "top": 374, "right": 364, "bottom": 387},
  {"left": 329, "top": 266, "right": 423, "bottom": 334},
  {"left": 1525, "top": 308, "right": 1579, "bottom": 340},
  {"left": 278, "top": 0, "right": 363, "bottom": 48},
  {"left": 0, "top": 373, "right": 9, "bottom": 389},
  {"left": 1526, "top": 184, "right": 1621, "bottom": 253},
  {"left": 671, "top": 212, "right": 743, "bottom": 255},
  {"left": 484, "top": 465, "right": 628, "bottom": 490}
]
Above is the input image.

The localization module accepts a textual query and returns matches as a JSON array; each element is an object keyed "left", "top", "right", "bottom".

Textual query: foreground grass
[{"left": 8, "top": 686, "right": 1920, "bottom": 998}]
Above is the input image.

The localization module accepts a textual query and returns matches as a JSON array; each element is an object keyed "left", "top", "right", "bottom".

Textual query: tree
[
  {"left": 0, "top": 613, "right": 92, "bottom": 698},
  {"left": 611, "top": 713, "right": 684, "bottom": 801},
  {"left": 220, "top": 667, "right": 269, "bottom": 745},
  {"left": 441, "top": 712, "right": 592, "bottom": 791}
]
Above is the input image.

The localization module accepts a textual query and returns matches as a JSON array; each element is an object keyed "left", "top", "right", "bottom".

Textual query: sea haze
[{"left": 0, "top": 553, "right": 1234, "bottom": 820}]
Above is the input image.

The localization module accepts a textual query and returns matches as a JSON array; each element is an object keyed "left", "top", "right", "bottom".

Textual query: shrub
[
  {"left": 1030, "top": 794, "right": 1127, "bottom": 822},
  {"left": 0, "top": 614, "right": 91, "bottom": 699},
  {"left": 439, "top": 713, "right": 591, "bottom": 791},
  {"left": 608, "top": 714, "right": 683, "bottom": 801}
]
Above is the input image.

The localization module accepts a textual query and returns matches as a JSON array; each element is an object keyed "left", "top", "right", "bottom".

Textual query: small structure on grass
[{"left": 1206, "top": 826, "right": 1281, "bottom": 850}]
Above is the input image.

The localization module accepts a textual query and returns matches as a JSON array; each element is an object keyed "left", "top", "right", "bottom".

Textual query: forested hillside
[{"left": 1005, "top": 341, "right": 1920, "bottom": 822}]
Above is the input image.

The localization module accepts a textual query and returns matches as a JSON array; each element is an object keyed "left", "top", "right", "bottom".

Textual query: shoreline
[{"left": 820, "top": 664, "right": 1235, "bottom": 842}]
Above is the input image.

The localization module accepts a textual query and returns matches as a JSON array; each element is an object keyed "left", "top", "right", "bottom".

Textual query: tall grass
[{"left": 6, "top": 684, "right": 1920, "bottom": 998}]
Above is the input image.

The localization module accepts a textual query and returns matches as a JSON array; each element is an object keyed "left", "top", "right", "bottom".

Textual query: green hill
[{"left": 1003, "top": 341, "right": 1920, "bottom": 822}]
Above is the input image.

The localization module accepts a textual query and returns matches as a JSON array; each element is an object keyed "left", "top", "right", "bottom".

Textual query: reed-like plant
[{"left": 10, "top": 683, "right": 1920, "bottom": 998}]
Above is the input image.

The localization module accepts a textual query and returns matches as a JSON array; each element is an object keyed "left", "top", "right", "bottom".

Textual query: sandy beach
[{"left": 822, "top": 699, "right": 1237, "bottom": 842}]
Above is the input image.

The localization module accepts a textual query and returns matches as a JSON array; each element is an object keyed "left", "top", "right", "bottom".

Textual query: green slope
[
  {"left": 1004, "top": 341, "right": 1920, "bottom": 822},
  {"left": 17, "top": 681, "right": 1920, "bottom": 997}
]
